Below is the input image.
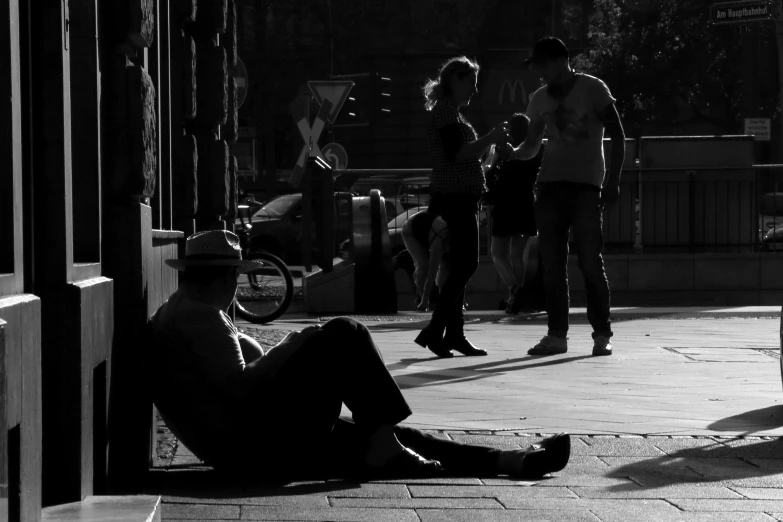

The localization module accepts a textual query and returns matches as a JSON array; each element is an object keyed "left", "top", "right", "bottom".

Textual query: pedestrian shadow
[
  {"left": 604, "top": 437, "right": 783, "bottom": 492},
  {"left": 394, "top": 355, "right": 593, "bottom": 390},
  {"left": 707, "top": 405, "right": 783, "bottom": 435},
  {"left": 144, "top": 467, "right": 360, "bottom": 497}
]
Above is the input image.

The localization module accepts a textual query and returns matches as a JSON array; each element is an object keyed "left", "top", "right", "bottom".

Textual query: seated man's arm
[{"left": 236, "top": 326, "right": 323, "bottom": 386}]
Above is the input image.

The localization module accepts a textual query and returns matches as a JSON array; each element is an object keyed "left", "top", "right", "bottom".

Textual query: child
[{"left": 484, "top": 113, "right": 543, "bottom": 314}]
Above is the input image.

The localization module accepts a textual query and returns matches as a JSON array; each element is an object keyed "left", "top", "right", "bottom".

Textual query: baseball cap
[{"left": 523, "top": 37, "right": 569, "bottom": 69}]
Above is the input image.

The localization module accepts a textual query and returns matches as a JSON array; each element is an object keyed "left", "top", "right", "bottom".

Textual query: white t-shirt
[{"left": 526, "top": 73, "right": 616, "bottom": 188}]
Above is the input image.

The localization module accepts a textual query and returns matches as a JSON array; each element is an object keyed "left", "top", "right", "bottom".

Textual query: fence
[{"left": 334, "top": 164, "right": 783, "bottom": 258}]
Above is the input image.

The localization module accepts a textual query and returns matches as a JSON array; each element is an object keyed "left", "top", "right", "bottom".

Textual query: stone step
[{"left": 42, "top": 495, "right": 161, "bottom": 522}]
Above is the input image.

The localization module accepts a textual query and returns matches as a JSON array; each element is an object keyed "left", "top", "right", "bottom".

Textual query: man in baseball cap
[
  {"left": 504, "top": 36, "right": 627, "bottom": 359},
  {"left": 523, "top": 36, "right": 570, "bottom": 71}
]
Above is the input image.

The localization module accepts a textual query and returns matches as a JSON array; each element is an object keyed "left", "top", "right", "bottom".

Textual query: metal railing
[{"left": 333, "top": 165, "right": 783, "bottom": 258}]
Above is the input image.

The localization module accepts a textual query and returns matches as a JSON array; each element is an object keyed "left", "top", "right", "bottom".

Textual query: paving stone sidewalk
[{"left": 152, "top": 311, "right": 783, "bottom": 521}]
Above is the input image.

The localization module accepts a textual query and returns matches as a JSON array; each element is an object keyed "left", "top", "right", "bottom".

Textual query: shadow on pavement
[
  {"left": 145, "top": 468, "right": 360, "bottom": 497},
  {"left": 707, "top": 405, "right": 783, "bottom": 435},
  {"left": 394, "top": 355, "right": 592, "bottom": 390},
  {"left": 605, "top": 437, "right": 783, "bottom": 491}
]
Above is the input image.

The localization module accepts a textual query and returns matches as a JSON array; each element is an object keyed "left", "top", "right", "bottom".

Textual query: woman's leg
[
  {"left": 491, "top": 235, "right": 517, "bottom": 292},
  {"left": 430, "top": 195, "right": 479, "bottom": 334},
  {"left": 510, "top": 235, "right": 530, "bottom": 287}
]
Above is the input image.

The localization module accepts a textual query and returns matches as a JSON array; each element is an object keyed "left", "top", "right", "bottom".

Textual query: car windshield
[{"left": 252, "top": 194, "right": 300, "bottom": 218}]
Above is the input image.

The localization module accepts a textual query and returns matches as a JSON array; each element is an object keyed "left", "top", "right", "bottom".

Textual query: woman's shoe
[
  {"left": 366, "top": 447, "right": 442, "bottom": 479},
  {"left": 445, "top": 335, "right": 488, "bottom": 357},
  {"left": 522, "top": 433, "right": 571, "bottom": 477},
  {"left": 414, "top": 327, "right": 453, "bottom": 358}
]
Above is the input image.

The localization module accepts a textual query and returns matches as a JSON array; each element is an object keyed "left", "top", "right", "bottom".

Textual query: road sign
[
  {"left": 322, "top": 143, "right": 348, "bottom": 170},
  {"left": 289, "top": 98, "right": 333, "bottom": 186},
  {"left": 710, "top": 1, "right": 772, "bottom": 25},
  {"left": 307, "top": 81, "right": 354, "bottom": 123},
  {"left": 745, "top": 117, "right": 771, "bottom": 141}
]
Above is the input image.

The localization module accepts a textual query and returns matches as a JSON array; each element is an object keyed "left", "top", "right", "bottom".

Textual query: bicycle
[{"left": 233, "top": 203, "right": 294, "bottom": 323}]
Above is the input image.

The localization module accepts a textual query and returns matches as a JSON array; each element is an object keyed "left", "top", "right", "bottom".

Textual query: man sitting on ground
[{"left": 150, "top": 230, "right": 572, "bottom": 480}]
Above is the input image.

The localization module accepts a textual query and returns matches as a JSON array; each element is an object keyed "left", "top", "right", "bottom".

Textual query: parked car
[{"left": 236, "top": 193, "right": 354, "bottom": 264}]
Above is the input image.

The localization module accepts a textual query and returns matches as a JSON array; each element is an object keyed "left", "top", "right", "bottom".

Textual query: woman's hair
[
  {"left": 422, "top": 56, "right": 480, "bottom": 111},
  {"left": 508, "top": 113, "right": 531, "bottom": 147}
]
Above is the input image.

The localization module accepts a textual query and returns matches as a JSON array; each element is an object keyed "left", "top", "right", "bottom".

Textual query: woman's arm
[{"left": 455, "top": 123, "right": 509, "bottom": 162}]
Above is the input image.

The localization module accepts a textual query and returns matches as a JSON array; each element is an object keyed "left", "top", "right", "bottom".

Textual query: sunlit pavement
[{"left": 159, "top": 307, "right": 783, "bottom": 521}]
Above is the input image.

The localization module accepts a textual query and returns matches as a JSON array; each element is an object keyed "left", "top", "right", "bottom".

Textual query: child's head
[{"left": 508, "top": 113, "right": 530, "bottom": 147}]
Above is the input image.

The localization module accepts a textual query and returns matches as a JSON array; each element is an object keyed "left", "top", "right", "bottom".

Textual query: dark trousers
[
  {"left": 242, "top": 318, "right": 499, "bottom": 478},
  {"left": 534, "top": 182, "right": 612, "bottom": 339},
  {"left": 427, "top": 193, "right": 480, "bottom": 337}
]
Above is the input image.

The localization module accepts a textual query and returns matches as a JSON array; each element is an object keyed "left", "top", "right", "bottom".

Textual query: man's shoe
[
  {"left": 446, "top": 335, "right": 488, "bottom": 357},
  {"left": 527, "top": 335, "right": 568, "bottom": 355},
  {"left": 521, "top": 433, "right": 571, "bottom": 478},
  {"left": 592, "top": 336, "right": 612, "bottom": 356}
]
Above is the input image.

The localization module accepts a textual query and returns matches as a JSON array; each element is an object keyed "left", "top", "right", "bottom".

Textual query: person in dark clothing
[
  {"left": 151, "top": 230, "right": 572, "bottom": 481},
  {"left": 485, "top": 113, "right": 543, "bottom": 314},
  {"left": 417, "top": 56, "right": 510, "bottom": 358}
]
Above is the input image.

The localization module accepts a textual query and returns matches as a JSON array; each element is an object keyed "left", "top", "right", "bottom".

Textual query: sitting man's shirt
[
  {"left": 149, "top": 289, "right": 250, "bottom": 464},
  {"left": 526, "top": 73, "right": 615, "bottom": 188}
]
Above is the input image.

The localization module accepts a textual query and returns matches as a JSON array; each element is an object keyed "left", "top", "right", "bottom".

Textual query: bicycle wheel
[{"left": 235, "top": 252, "right": 294, "bottom": 324}]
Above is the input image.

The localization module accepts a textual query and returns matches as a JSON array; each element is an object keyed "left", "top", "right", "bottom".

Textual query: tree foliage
[{"left": 572, "top": 0, "right": 776, "bottom": 134}]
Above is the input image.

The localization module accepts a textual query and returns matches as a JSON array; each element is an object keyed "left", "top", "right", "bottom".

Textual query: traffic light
[
  {"left": 369, "top": 73, "right": 392, "bottom": 123},
  {"left": 330, "top": 72, "right": 392, "bottom": 127}
]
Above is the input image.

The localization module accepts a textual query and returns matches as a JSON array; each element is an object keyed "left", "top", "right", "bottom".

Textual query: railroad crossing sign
[
  {"left": 322, "top": 143, "right": 349, "bottom": 170},
  {"left": 289, "top": 94, "right": 333, "bottom": 186},
  {"left": 307, "top": 81, "right": 354, "bottom": 123},
  {"left": 710, "top": 0, "right": 772, "bottom": 25}
]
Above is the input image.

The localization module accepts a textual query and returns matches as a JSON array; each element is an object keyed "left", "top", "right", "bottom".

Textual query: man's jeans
[{"left": 535, "top": 182, "right": 612, "bottom": 339}]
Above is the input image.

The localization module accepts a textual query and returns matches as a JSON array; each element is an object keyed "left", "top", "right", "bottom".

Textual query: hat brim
[
  {"left": 523, "top": 56, "right": 543, "bottom": 69},
  {"left": 165, "top": 258, "right": 265, "bottom": 274}
]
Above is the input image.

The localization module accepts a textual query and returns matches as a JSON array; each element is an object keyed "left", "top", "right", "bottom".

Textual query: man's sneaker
[
  {"left": 592, "top": 336, "right": 612, "bottom": 356},
  {"left": 528, "top": 335, "right": 568, "bottom": 355}
]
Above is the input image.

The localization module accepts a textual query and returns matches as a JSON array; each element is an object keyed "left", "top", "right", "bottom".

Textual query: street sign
[
  {"left": 710, "top": 1, "right": 772, "bottom": 25},
  {"left": 307, "top": 81, "right": 354, "bottom": 123},
  {"left": 745, "top": 117, "right": 771, "bottom": 141},
  {"left": 289, "top": 98, "right": 333, "bottom": 186},
  {"left": 322, "top": 143, "right": 348, "bottom": 170}
]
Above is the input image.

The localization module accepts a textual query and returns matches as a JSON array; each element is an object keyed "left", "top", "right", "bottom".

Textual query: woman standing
[{"left": 416, "top": 56, "right": 509, "bottom": 358}]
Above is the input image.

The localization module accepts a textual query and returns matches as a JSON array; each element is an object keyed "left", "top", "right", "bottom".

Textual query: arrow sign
[
  {"left": 308, "top": 81, "right": 354, "bottom": 123},
  {"left": 290, "top": 98, "right": 333, "bottom": 186}
]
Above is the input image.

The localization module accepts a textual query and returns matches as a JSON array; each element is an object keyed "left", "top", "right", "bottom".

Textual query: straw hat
[{"left": 165, "top": 230, "right": 263, "bottom": 273}]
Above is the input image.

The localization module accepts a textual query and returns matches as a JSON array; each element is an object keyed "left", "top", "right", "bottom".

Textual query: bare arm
[
  {"left": 511, "top": 115, "right": 546, "bottom": 161},
  {"left": 231, "top": 326, "right": 323, "bottom": 395},
  {"left": 455, "top": 123, "right": 508, "bottom": 162},
  {"left": 597, "top": 103, "right": 626, "bottom": 209}
]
